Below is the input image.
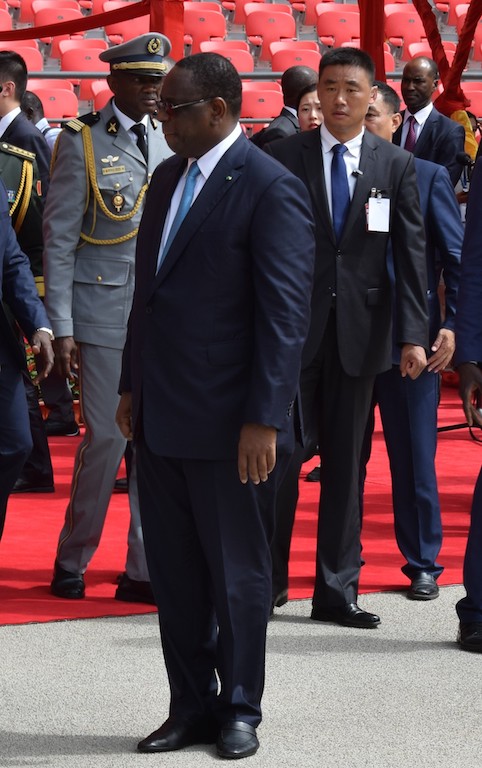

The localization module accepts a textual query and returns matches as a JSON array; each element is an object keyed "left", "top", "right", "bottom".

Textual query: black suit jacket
[
  {"left": 267, "top": 129, "right": 429, "bottom": 376},
  {"left": 250, "top": 107, "right": 299, "bottom": 149},
  {"left": 2, "top": 112, "right": 51, "bottom": 194},
  {"left": 393, "top": 107, "right": 465, "bottom": 186}
]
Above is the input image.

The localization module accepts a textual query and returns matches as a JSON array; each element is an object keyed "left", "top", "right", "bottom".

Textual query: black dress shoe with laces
[
  {"left": 311, "top": 602, "right": 381, "bottom": 628},
  {"left": 137, "top": 716, "right": 218, "bottom": 752},
  {"left": 217, "top": 720, "right": 259, "bottom": 759},
  {"left": 407, "top": 571, "right": 439, "bottom": 601},
  {"left": 12, "top": 477, "right": 55, "bottom": 493},
  {"left": 50, "top": 564, "right": 85, "bottom": 599},
  {"left": 115, "top": 572, "right": 156, "bottom": 605},
  {"left": 457, "top": 622, "right": 482, "bottom": 653}
]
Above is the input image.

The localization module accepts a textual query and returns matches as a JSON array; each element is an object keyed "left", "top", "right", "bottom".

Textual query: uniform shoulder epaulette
[
  {"left": 0, "top": 142, "right": 35, "bottom": 161},
  {"left": 65, "top": 112, "right": 101, "bottom": 133}
]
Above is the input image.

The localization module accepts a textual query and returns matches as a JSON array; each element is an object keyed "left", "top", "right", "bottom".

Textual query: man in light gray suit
[{"left": 43, "top": 33, "right": 173, "bottom": 602}]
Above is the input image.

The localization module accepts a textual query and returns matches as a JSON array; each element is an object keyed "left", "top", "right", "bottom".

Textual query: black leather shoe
[
  {"left": 457, "top": 622, "right": 482, "bottom": 653},
  {"left": 114, "top": 477, "right": 128, "bottom": 492},
  {"left": 407, "top": 572, "right": 439, "bottom": 601},
  {"left": 12, "top": 477, "right": 55, "bottom": 493},
  {"left": 311, "top": 602, "right": 381, "bottom": 628},
  {"left": 305, "top": 464, "right": 321, "bottom": 482},
  {"left": 115, "top": 572, "right": 156, "bottom": 605},
  {"left": 50, "top": 564, "right": 85, "bottom": 599},
  {"left": 138, "top": 716, "right": 217, "bottom": 752},
  {"left": 217, "top": 720, "right": 259, "bottom": 759},
  {"left": 44, "top": 419, "right": 80, "bottom": 437},
  {"left": 270, "top": 587, "right": 288, "bottom": 617}
]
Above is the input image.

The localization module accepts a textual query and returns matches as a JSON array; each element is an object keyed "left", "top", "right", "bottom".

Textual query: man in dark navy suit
[
  {"left": 361, "top": 82, "right": 462, "bottom": 600},
  {"left": 0, "top": 180, "right": 54, "bottom": 540},
  {"left": 116, "top": 53, "right": 315, "bottom": 758},
  {"left": 250, "top": 65, "right": 317, "bottom": 149},
  {"left": 394, "top": 56, "right": 465, "bottom": 186},
  {"left": 453, "top": 158, "right": 482, "bottom": 653}
]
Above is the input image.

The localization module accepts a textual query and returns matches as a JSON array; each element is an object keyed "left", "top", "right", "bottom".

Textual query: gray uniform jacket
[{"left": 43, "top": 102, "right": 172, "bottom": 349}]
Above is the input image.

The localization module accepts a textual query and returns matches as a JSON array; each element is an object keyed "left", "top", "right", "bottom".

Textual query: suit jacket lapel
[
  {"left": 151, "top": 135, "right": 247, "bottom": 292},
  {"left": 341, "top": 132, "right": 378, "bottom": 241},
  {"left": 413, "top": 109, "right": 436, "bottom": 158},
  {"left": 301, "top": 130, "right": 334, "bottom": 241}
]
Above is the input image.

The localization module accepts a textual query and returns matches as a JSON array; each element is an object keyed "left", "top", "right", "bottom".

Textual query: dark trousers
[
  {"left": 457, "top": 467, "right": 482, "bottom": 623},
  {"left": 20, "top": 368, "right": 54, "bottom": 485},
  {"left": 0, "top": 361, "right": 32, "bottom": 539},
  {"left": 136, "top": 436, "right": 289, "bottom": 728},
  {"left": 360, "top": 366, "right": 443, "bottom": 579}
]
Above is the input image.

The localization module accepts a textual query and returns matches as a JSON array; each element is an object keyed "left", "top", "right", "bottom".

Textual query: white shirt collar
[
  {"left": 320, "top": 123, "right": 364, "bottom": 158},
  {"left": 190, "top": 123, "right": 242, "bottom": 182},
  {"left": 111, "top": 100, "right": 149, "bottom": 133},
  {"left": 0, "top": 106, "right": 21, "bottom": 137},
  {"left": 405, "top": 101, "right": 433, "bottom": 125}
]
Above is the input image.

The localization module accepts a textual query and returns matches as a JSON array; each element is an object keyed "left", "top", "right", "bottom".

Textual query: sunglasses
[{"left": 157, "top": 97, "right": 214, "bottom": 117}]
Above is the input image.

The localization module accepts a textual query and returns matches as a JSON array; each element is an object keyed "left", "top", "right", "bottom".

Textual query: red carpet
[{"left": 0, "top": 384, "right": 480, "bottom": 625}]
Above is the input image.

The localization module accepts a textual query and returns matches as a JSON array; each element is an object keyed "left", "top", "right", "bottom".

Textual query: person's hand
[
  {"left": 116, "top": 392, "right": 133, "bottom": 440},
  {"left": 30, "top": 331, "right": 54, "bottom": 384},
  {"left": 400, "top": 344, "right": 427, "bottom": 380},
  {"left": 458, "top": 362, "right": 482, "bottom": 427},
  {"left": 238, "top": 423, "right": 277, "bottom": 484},
  {"left": 53, "top": 336, "right": 78, "bottom": 379},
  {"left": 427, "top": 328, "right": 455, "bottom": 373}
]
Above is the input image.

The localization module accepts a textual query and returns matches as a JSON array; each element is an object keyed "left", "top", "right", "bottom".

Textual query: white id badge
[{"left": 367, "top": 197, "right": 390, "bottom": 232}]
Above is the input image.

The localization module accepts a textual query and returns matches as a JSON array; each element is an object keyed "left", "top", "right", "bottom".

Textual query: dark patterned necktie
[{"left": 404, "top": 115, "right": 417, "bottom": 152}]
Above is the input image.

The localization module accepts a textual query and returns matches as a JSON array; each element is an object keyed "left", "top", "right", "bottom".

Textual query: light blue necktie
[
  {"left": 331, "top": 143, "right": 350, "bottom": 243},
  {"left": 160, "top": 161, "right": 201, "bottom": 266}
]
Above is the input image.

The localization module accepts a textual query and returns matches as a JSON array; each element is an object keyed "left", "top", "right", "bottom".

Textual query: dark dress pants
[
  {"left": 136, "top": 435, "right": 289, "bottom": 728},
  {"left": 0, "top": 361, "right": 32, "bottom": 538},
  {"left": 456, "top": 467, "right": 482, "bottom": 623},
  {"left": 312, "top": 311, "right": 375, "bottom": 609},
  {"left": 20, "top": 368, "right": 54, "bottom": 485}
]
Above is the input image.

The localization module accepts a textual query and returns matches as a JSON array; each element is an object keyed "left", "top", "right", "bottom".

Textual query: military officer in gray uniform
[{"left": 43, "top": 32, "right": 173, "bottom": 602}]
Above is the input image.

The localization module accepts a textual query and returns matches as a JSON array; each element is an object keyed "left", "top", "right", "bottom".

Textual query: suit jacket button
[{"left": 96, "top": 275, "right": 102, "bottom": 282}]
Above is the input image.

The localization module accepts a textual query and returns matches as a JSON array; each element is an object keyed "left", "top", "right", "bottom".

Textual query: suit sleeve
[
  {"left": 0, "top": 183, "right": 50, "bottom": 336},
  {"left": 442, "top": 122, "right": 466, "bottom": 186},
  {"left": 391, "top": 153, "right": 429, "bottom": 350},
  {"left": 242, "top": 164, "right": 315, "bottom": 428},
  {"left": 454, "top": 158, "right": 482, "bottom": 364},
  {"left": 427, "top": 164, "right": 463, "bottom": 331},
  {"left": 43, "top": 128, "right": 88, "bottom": 338}
]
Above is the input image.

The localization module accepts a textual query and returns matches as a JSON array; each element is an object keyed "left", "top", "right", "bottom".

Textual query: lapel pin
[{"left": 226, "top": 175, "right": 233, "bottom": 181}]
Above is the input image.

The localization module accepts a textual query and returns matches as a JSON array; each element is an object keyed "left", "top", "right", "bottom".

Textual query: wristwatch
[{"left": 35, "top": 327, "right": 55, "bottom": 341}]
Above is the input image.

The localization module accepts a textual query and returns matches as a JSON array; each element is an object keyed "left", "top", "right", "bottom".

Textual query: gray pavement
[{"left": 1, "top": 585, "right": 481, "bottom": 768}]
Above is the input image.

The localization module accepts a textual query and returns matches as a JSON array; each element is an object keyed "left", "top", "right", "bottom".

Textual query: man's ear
[{"left": 391, "top": 112, "right": 402, "bottom": 134}]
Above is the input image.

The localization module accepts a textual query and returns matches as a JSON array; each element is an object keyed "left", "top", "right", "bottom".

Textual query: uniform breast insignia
[
  {"left": 101, "top": 155, "right": 126, "bottom": 175},
  {"left": 112, "top": 192, "right": 125, "bottom": 212},
  {"left": 6, "top": 189, "right": 15, "bottom": 203}
]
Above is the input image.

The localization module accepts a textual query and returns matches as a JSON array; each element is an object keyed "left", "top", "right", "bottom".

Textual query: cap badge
[{"left": 147, "top": 37, "right": 162, "bottom": 54}]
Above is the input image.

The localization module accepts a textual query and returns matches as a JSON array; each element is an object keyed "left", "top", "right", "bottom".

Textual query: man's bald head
[{"left": 281, "top": 65, "right": 318, "bottom": 109}]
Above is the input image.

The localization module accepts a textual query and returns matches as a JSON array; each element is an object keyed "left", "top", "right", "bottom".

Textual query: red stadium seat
[
  {"left": 221, "top": 0, "right": 264, "bottom": 26},
  {"left": 245, "top": 5, "right": 296, "bottom": 62},
  {"left": 103, "top": 1, "right": 149, "bottom": 45},
  {"left": 242, "top": 80, "right": 282, "bottom": 93},
  {"left": 462, "top": 82, "right": 482, "bottom": 119},
  {"left": 33, "top": 6, "right": 84, "bottom": 59},
  {"left": 270, "top": 46, "right": 321, "bottom": 72},
  {"left": 0, "top": 38, "right": 39, "bottom": 49},
  {"left": 316, "top": 9, "right": 360, "bottom": 49},
  {"left": 407, "top": 41, "right": 457, "bottom": 66},
  {"left": 384, "top": 4, "right": 427, "bottom": 60},
  {"left": 0, "top": 7, "right": 12, "bottom": 27},
  {"left": 32, "top": 0, "right": 80, "bottom": 13},
  {"left": 184, "top": 1, "right": 224, "bottom": 11},
  {"left": 209, "top": 47, "right": 254, "bottom": 72},
  {"left": 29, "top": 78, "right": 74, "bottom": 90},
  {"left": 240, "top": 87, "right": 283, "bottom": 134},
  {"left": 60, "top": 47, "right": 110, "bottom": 100},
  {"left": 34, "top": 87, "right": 79, "bottom": 119},
  {"left": 91, "top": 80, "right": 113, "bottom": 110},
  {"left": 183, "top": 7, "right": 226, "bottom": 55},
  {"left": 200, "top": 40, "right": 250, "bottom": 52},
  {"left": 10, "top": 46, "right": 44, "bottom": 71}
]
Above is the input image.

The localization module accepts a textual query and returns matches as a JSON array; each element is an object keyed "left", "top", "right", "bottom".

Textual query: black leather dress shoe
[
  {"left": 305, "top": 464, "right": 321, "bottom": 482},
  {"left": 457, "top": 622, "right": 482, "bottom": 652},
  {"left": 407, "top": 571, "right": 439, "bottom": 600},
  {"left": 44, "top": 419, "right": 80, "bottom": 437},
  {"left": 137, "top": 716, "right": 218, "bottom": 752},
  {"left": 50, "top": 564, "right": 85, "bottom": 599},
  {"left": 217, "top": 720, "right": 259, "bottom": 759},
  {"left": 270, "top": 587, "right": 288, "bottom": 616},
  {"left": 115, "top": 572, "right": 156, "bottom": 605},
  {"left": 12, "top": 477, "right": 55, "bottom": 493},
  {"left": 113, "top": 477, "right": 128, "bottom": 492},
  {"left": 311, "top": 602, "right": 381, "bottom": 628}
]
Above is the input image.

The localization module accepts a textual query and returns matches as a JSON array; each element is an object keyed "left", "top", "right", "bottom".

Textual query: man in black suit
[
  {"left": 393, "top": 56, "right": 465, "bottom": 186},
  {"left": 453, "top": 158, "right": 482, "bottom": 653},
  {"left": 0, "top": 179, "right": 54, "bottom": 539},
  {"left": 250, "top": 65, "right": 317, "bottom": 149},
  {"left": 116, "top": 53, "right": 315, "bottom": 757},
  {"left": 267, "top": 47, "right": 429, "bottom": 628}
]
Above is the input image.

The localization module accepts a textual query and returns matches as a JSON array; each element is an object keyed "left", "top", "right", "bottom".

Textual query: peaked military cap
[{"left": 100, "top": 33, "right": 172, "bottom": 77}]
